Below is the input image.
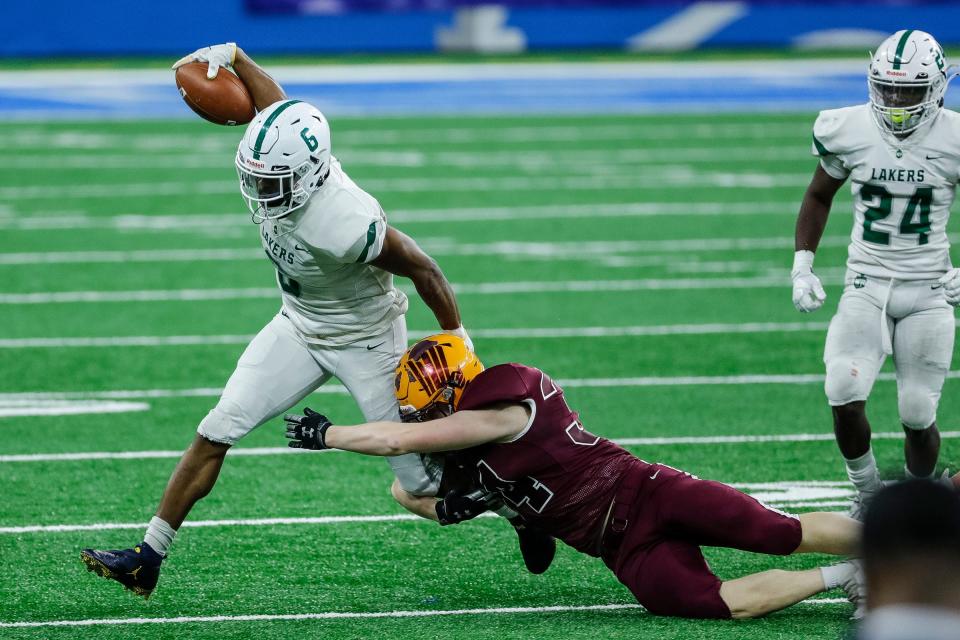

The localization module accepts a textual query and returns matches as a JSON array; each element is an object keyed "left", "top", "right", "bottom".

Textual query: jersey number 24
[{"left": 861, "top": 184, "right": 932, "bottom": 246}]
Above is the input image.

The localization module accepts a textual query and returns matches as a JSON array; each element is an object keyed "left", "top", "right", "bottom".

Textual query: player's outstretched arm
[
  {"left": 232, "top": 47, "right": 286, "bottom": 111},
  {"left": 371, "top": 227, "right": 471, "bottom": 347},
  {"left": 284, "top": 403, "right": 529, "bottom": 455},
  {"left": 172, "top": 43, "right": 285, "bottom": 111},
  {"left": 792, "top": 164, "right": 846, "bottom": 312}
]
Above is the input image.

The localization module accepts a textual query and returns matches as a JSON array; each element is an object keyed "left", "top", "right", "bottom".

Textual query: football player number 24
[{"left": 860, "top": 184, "right": 933, "bottom": 245}]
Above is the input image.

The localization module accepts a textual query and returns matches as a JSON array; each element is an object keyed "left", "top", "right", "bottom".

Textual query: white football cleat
[
  {"left": 848, "top": 491, "right": 874, "bottom": 522},
  {"left": 848, "top": 481, "right": 894, "bottom": 521}
]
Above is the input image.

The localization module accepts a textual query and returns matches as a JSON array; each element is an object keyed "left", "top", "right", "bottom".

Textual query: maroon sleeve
[{"left": 457, "top": 364, "right": 531, "bottom": 411}]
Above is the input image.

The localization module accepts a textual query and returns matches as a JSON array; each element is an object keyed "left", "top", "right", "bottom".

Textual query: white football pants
[
  {"left": 823, "top": 270, "right": 955, "bottom": 430},
  {"left": 197, "top": 311, "right": 443, "bottom": 495}
]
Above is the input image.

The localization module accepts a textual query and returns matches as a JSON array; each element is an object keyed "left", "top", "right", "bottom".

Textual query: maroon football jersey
[{"left": 458, "top": 363, "right": 638, "bottom": 555}]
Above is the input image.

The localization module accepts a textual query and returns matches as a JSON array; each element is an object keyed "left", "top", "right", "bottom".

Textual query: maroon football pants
[{"left": 602, "top": 461, "right": 803, "bottom": 619}]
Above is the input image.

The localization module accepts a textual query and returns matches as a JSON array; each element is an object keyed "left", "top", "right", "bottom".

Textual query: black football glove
[
  {"left": 283, "top": 407, "right": 333, "bottom": 450},
  {"left": 435, "top": 489, "right": 496, "bottom": 526}
]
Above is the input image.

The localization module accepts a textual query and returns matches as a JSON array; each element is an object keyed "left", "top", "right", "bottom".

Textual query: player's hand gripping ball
[{"left": 173, "top": 43, "right": 255, "bottom": 126}]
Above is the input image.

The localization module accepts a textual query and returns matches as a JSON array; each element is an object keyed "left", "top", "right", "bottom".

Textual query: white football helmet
[
  {"left": 868, "top": 30, "right": 955, "bottom": 136},
  {"left": 235, "top": 100, "right": 331, "bottom": 223}
]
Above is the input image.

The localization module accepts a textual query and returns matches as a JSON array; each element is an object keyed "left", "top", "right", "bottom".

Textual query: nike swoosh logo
[
  {"left": 366, "top": 342, "right": 385, "bottom": 351},
  {"left": 932, "top": 283, "right": 944, "bottom": 290},
  {"left": 649, "top": 469, "right": 660, "bottom": 480},
  {"left": 927, "top": 155, "right": 942, "bottom": 160},
  {"left": 294, "top": 244, "right": 310, "bottom": 253}
]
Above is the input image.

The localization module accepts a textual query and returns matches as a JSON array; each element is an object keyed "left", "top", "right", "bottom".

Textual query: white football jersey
[
  {"left": 812, "top": 103, "right": 960, "bottom": 279},
  {"left": 258, "top": 157, "right": 408, "bottom": 346}
]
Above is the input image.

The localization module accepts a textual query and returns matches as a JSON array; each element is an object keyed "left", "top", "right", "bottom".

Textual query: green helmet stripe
[
  {"left": 252, "top": 100, "right": 302, "bottom": 160},
  {"left": 893, "top": 29, "right": 914, "bottom": 70}
]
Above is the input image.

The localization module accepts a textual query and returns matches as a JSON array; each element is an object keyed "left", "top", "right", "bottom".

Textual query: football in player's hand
[{"left": 175, "top": 61, "right": 255, "bottom": 126}]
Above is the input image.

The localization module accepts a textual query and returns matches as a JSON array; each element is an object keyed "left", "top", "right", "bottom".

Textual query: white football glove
[
  {"left": 791, "top": 250, "right": 826, "bottom": 313},
  {"left": 939, "top": 268, "right": 960, "bottom": 306},
  {"left": 444, "top": 326, "right": 474, "bottom": 352},
  {"left": 172, "top": 43, "right": 238, "bottom": 80}
]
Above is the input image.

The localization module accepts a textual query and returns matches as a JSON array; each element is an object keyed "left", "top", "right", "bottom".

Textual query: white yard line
[
  {"left": 2, "top": 146, "right": 807, "bottom": 170},
  {"left": 0, "top": 277, "right": 828, "bottom": 305},
  {"left": 0, "top": 599, "right": 850, "bottom": 629},
  {"left": 3, "top": 432, "right": 956, "bottom": 463},
  {"left": 0, "top": 60, "right": 864, "bottom": 87},
  {"left": 0, "top": 399, "right": 150, "bottom": 418},
  {"left": 0, "top": 322, "right": 838, "bottom": 348},
  {"left": 617, "top": 431, "right": 960, "bottom": 445},
  {"left": 0, "top": 237, "right": 853, "bottom": 264},
  {"left": 0, "top": 171, "right": 813, "bottom": 200},
  {"left": 0, "top": 199, "right": 864, "bottom": 230},
  {"left": 0, "top": 122, "right": 811, "bottom": 153},
  {"left": 0, "top": 513, "right": 427, "bottom": 534},
  {"left": 0, "top": 604, "right": 647, "bottom": 629},
  {"left": 0, "top": 481, "right": 856, "bottom": 534},
  {"left": 0, "top": 370, "right": 941, "bottom": 408},
  {"left": 0, "top": 247, "right": 262, "bottom": 265},
  {"left": 0, "top": 288, "right": 278, "bottom": 304},
  {"left": 0, "top": 447, "right": 318, "bottom": 462},
  {"left": 0, "top": 201, "right": 841, "bottom": 230}
]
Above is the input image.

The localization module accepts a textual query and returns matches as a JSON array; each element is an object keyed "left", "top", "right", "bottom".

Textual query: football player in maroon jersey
[{"left": 285, "top": 335, "right": 864, "bottom": 619}]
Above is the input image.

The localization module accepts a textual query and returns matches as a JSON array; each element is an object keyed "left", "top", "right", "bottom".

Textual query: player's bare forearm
[
  {"left": 324, "top": 406, "right": 526, "bottom": 456},
  {"left": 326, "top": 421, "right": 414, "bottom": 456},
  {"left": 371, "top": 227, "right": 461, "bottom": 330},
  {"left": 410, "top": 263, "right": 461, "bottom": 330},
  {"left": 795, "top": 164, "right": 845, "bottom": 252},
  {"left": 391, "top": 479, "right": 440, "bottom": 522},
  {"left": 233, "top": 48, "right": 286, "bottom": 111}
]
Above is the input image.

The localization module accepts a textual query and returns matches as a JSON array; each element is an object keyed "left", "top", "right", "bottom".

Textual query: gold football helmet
[{"left": 394, "top": 334, "right": 484, "bottom": 422}]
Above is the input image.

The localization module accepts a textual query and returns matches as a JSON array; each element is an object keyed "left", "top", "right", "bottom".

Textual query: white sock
[
  {"left": 844, "top": 448, "right": 882, "bottom": 495},
  {"left": 820, "top": 562, "right": 854, "bottom": 590},
  {"left": 143, "top": 516, "right": 177, "bottom": 557}
]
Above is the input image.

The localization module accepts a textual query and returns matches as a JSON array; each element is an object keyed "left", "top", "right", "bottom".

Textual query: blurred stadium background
[{"left": 2, "top": 1, "right": 959, "bottom": 638}]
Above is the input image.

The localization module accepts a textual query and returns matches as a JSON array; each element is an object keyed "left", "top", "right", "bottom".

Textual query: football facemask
[
  {"left": 868, "top": 30, "right": 955, "bottom": 136},
  {"left": 235, "top": 159, "right": 312, "bottom": 222}
]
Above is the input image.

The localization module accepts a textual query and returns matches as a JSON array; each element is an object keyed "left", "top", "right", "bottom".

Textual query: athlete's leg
[
  {"left": 904, "top": 425, "right": 941, "bottom": 478},
  {"left": 719, "top": 568, "right": 827, "bottom": 619},
  {"left": 824, "top": 279, "right": 887, "bottom": 507},
  {"left": 334, "top": 317, "right": 442, "bottom": 497},
  {"left": 648, "top": 469, "right": 859, "bottom": 555},
  {"left": 893, "top": 305, "right": 954, "bottom": 478},
  {"left": 614, "top": 536, "right": 834, "bottom": 619},
  {"left": 794, "top": 512, "right": 860, "bottom": 555},
  {"left": 155, "top": 435, "right": 230, "bottom": 529},
  {"left": 82, "top": 313, "right": 329, "bottom": 597},
  {"left": 157, "top": 313, "right": 329, "bottom": 529},
  {"left": 640, "top": 471, "right": 862, "bottom": 617}
]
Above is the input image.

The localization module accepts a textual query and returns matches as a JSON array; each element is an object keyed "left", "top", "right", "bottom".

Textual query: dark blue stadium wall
[{"left": 5, "top": 1, "right": 960, "bottom": 57}]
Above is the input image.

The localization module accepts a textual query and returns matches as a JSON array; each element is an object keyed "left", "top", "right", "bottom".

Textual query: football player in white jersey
[
  {"left": 79, "top": 43, "right": 529, "bottom": 597},
  {"left": 791, "top": 30, "right": 960, "bottom": 518}
]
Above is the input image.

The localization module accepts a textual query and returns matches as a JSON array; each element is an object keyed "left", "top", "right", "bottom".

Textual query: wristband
[{"left": 792, "top": 250, "right": 815, "bottom": 276}]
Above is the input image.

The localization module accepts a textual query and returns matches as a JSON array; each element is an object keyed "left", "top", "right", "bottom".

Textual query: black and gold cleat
[{"left": 80, "top": 542, "right": 162, "bottom": 599}]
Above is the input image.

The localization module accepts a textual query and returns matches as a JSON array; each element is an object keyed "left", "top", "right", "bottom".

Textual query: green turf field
[{"left": 1, "top": 111, "right": 957, "bottom": 639}]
